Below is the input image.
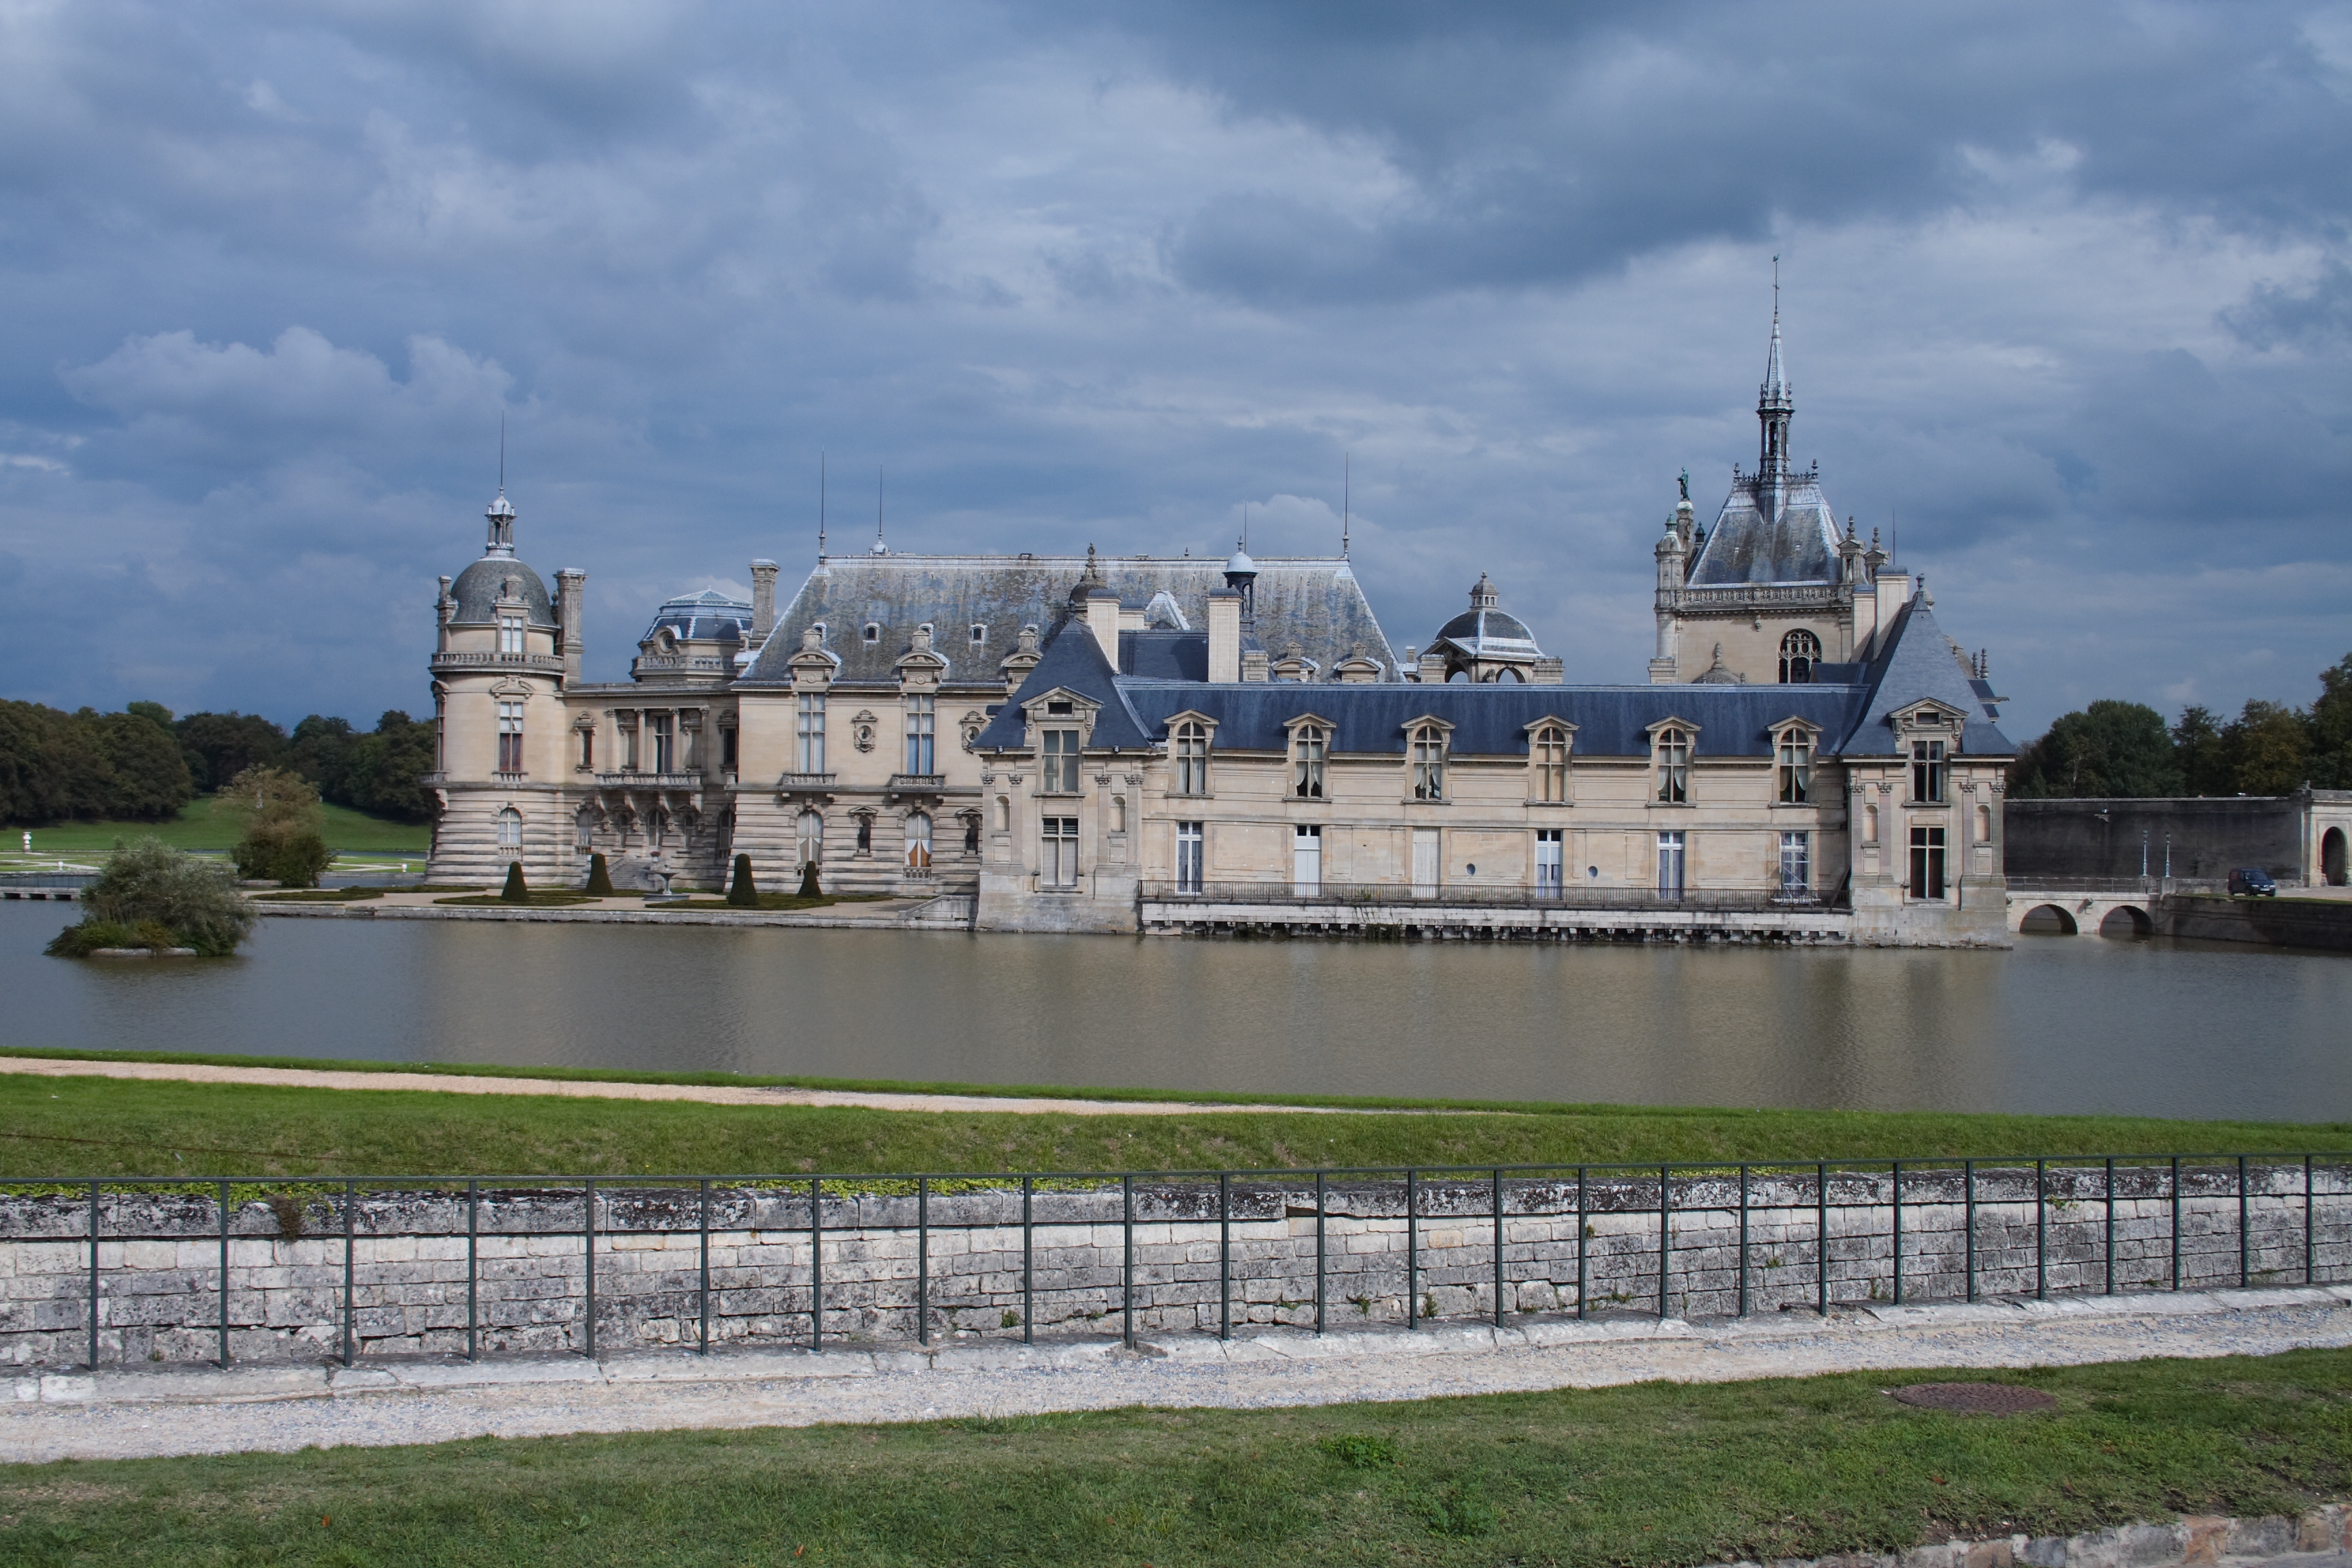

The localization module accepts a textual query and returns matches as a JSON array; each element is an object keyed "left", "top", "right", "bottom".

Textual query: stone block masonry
[{"left": 1, "top": 1162, "right": 2342, "bottom": 1368}]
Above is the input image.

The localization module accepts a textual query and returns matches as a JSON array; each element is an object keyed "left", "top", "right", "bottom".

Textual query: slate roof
[
  {"left": 740, "top": 554, "right": 1399, "bottom": 687},
  {"left": 1688, "top": 472, "right": 1843, "bottom": 587},
  {"left": 975, "top": 591, "right": 2014, "bottom": 762},
  {"left": 447, "top": 554, "right": 556, "bottom": 629}
]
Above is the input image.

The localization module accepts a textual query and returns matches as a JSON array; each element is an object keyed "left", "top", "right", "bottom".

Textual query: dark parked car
[{"left": 2228, "top": 867, "right": 2278, "bottom": 897}]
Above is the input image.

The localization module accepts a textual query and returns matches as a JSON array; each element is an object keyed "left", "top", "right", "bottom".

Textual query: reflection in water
[{"left": 2, "top": 901, "right": 2345, "bottom": 1122}]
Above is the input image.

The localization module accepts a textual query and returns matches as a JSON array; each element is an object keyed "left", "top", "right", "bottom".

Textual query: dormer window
[
  {"left": 1047, "top": 700, "right": 1073, "bottom": 716},
  {"left": 1173, "top": 719, "right": 1210, "bottom": 796},
  {"left": 1780, "top": 630, "right": 1820, "bottom": 684},
  {"left": 1291, "top": 723, "right": 1327, "bottom": 800},
  {"left": 498, "top": 615, "right": 526, "bottom": 655},
  {"left": 863, "top": 622, "right": 881, "bottom": 645},
  {"left": 1530, "top": 723, "right": 1570, "bottom": 803},
  {"left": 1654, "top": 726, "right": 1691, "bottom": 804},
  {"left": 970, "top": 623, "right": 987, "bottom": 646},
  {"left": 1776, "top": 726, "right": 1814, "bottom": 804},
  {"left": 1409, "top": 723, "right": 1447, "bottom": 802}
]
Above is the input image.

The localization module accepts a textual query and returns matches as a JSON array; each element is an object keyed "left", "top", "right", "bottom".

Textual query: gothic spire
[{"left": 1757, "top": 257, "right": 1794, "bottom": 478}]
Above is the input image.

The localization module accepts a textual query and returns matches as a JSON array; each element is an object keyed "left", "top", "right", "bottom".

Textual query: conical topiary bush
[
  {"left": 500, "top": 861, "right": 530, "bottom": 903},
  {"left": 727, "top": 853, "right": 759, "bottom": 906},
  {"left": 584, "top": 852, "right": 615, "bottom": 896},
  {"left": 797, "top": 860, "right": 821, "bottom": 898}
]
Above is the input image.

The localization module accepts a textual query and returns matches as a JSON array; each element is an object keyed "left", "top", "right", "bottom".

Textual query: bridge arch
[
  {"left": 2017, "top": 903, "right": 2078, "bottom": 936},
  {"left": 2097, "top": 904, "right": 2153, "bottom": 938}
]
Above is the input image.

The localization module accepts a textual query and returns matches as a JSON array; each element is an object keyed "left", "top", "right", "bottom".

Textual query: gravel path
[
  {"left": 9, "top": 1288, "right": 2349, "bottom": 1462},
  {"left": 0, "top": 1055, "right": 1426, "bottom": 1117}
]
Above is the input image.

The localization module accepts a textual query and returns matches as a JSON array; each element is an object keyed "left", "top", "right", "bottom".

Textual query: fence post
[
  {"left": 809, "top": 1177, "right": 823, "bottom": 1353},
  {"left": 1657, "top": 1163, "right": 1671, "bottom": 1321},
  {"left": 466, "top": 1180, "right": 478, "bottom": 1361},
  {"left": 1737, "top": 1164, "right": 1749, "bottom": 1318},
  {"left": 2104, "top": 1158, "right": 2116, "bottom": 1296},
  {"left": 218, "top": 1178, "right": 231, "bottom": 1369},
  {"left": 86, "top": 1180, "right": 99, "bottom": 1371},
  {"left": 2034, "top": 1160, "right": 2046, "bottom": 1301},
  {"left": 1405, "top": 1169, "right": 1418, "bottom": 1330},
  {"left": 342, "top": 1178, "right": 356, "bottom": 1368},
  {"left": 583, "top": 1177, "right": 597, "bottom": 1360},
  {"left": 1121, "top": 1175, "right": 1134, "bottom": 1351},
  {"left": 1314, "top": 1170, "right": 1326, "bottom": 1336},
  {"left": 698, "top": 1177, "right": 711, "bottom": 1356},
  {"left": 1575, "top": 1166, "right": 1588, "bottom": 1322},
  {"left": 2238, "top": 1154, "right": 2250, "bottom": 1289},
  {"left": 1890, "top": 1160, "right": 1901, "bottom": 1307},
  {"left": 917, "top": 1175, "right": 930, "bottom": 1348},
  {"left": 2170, "top": 1156, "right": 2183, "bottom": 1290},
  {"left": 1963, "top": 1160, "right": 1976, "bottom": 1303},
  {"left": 2306, "top": 1154, "right": 2316, "bottom": 1286},
  {"left": 1815, "top": 1162, "right": 1828, "bottom": 1316},
  {"left": 1024, "top": 1175, "right": 1036, "bottom": 1346},
  {"left": 1492, "top": 1168, "right": 1505, "bottom": 1328}
]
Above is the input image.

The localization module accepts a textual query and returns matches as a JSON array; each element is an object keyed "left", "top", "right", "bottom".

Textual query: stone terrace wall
[{"left": 2, "top": 1164, "right": 2342, "bottom": 1367}]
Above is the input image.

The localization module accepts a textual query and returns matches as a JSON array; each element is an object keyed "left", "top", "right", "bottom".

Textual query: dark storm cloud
[{"left": 0, "top": 0, "right": 2345, "bottom": 730}]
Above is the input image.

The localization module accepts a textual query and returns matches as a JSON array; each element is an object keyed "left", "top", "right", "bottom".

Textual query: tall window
[
  {"left": 904, "top": 693, "right": 935, "bottom": 774},
  {"left": 1780, "top": 629, "right": 1820, "bottom": 683},
  {"left": 1173, "top": 721, "right": 1209, "bottom": 796},
  {"left": 496, "top": 806, "right": 523, "bottom": 854},
  {"left": 1292, "top": 723, "right": 1326, "bottom": 800},
  {"left": 1531, "top": 724, "right": 1569, "bottom": 802},
  {"left": 496, "top": 701, "right": 524, "bottom": 774},
  {"left": 720, "top": 726, "right": 738, "bottom": 772},
  {"left": 1042, "top": 729, "right": 1080, "bottom": 792},
  {"left": 578, "top": 727, "right": 594, "bottom": 770},
  {"left": 1409, "top": 724, "right": 1446, "bottom": 801},
  {"left": 1779, "top": 830, "right": 1810, "bottom": 892},
  {"left": 649, "top": 714, "right": 674, "bottom": 774},
  {"left": 1910, "top": 737, "right": 1948, "bottom": 803},
  {"left": 796, "top": 694, "right": 826, "bottom": 774},
  {"left": 1042, "top": 816, "right": 1079, "bottom": 887},
  {"left": 1656, "top": 830, "right": 1686, "bottom": 900},
  {"left": 1909, "top": 825, "right": 1947, "bottom": 900},
  {"left": 1177, "top": 821, "right": 1204, "bottom": 894},
  {"left": 498, "top": 615, "right": 525, "bottom": 655},
  {"left": 575, "top": 808, "right": 594, "bottom": 851},
  {"left": 904, "top": 811, "right": 932, "bottom": 870},
  {"left": 1776, "top": 727, "right": 1813, "bottom": 804},
  {"left": 1654, "top": 727, "right": 1690, "bottom": 804},
  {"left": 796, "top": 808, "right": 824, "bottom": 870},
  {"left": 1535, "top": 828, "right": 1563, "bottom": 896}
]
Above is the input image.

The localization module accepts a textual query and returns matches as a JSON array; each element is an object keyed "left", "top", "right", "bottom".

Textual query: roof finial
[
  {"left": 1342, "top": 453, "right": 1351, "bottom": 558},
  {"left": 484, "top": 416, "right": 516, "bottom": 557},
  {"left": 872, "top": 463, "right": 886, "bottom": 555},
  {"left": 498, "top": 412, "right": 506, "bottom": 495},
  {"left": 818, "top": 452, "right": 827, "bottom": 559}
]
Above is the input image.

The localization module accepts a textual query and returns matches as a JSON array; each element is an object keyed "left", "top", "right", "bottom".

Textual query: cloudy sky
[{"left": 3, "top": 1, "right": 2348, "bottom": 736}]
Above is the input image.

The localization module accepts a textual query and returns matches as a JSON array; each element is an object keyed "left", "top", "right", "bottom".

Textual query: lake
[{"left": 5, "top": 902, "right": 2347, "bottom": 1122}]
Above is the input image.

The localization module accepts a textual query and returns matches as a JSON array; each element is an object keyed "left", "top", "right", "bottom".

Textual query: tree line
[
  {"left": 0, "top": 702, "right": 435, "bottom": 825},
  {"left": 2009, "top": 651, "right": 2352, "bottom": 798}
]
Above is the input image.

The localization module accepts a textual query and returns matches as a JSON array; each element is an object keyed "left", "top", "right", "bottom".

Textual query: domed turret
[
  {"left": 1426, "top": 574, "right": 1544, "bottom": 683},
  {"left": 446, "top": 488, "right": 556, "bottom": 631}
]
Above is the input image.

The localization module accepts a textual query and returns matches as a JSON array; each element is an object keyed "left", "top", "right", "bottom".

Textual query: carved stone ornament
[{"left": 852, "top": 710, "right": 879, "bottom": 753}]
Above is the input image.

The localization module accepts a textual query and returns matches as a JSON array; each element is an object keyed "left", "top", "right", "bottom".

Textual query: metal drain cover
[{"left": 1889, "top": 1382, "right": 2059, "bottom": 1415}]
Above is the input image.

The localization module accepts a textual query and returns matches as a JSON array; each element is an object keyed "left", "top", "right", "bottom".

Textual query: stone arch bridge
[{"left": 2004, "top": 879, "right": 2176, "bottom": 937}]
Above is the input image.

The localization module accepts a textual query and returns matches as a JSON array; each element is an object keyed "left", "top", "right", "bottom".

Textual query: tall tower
[{"left": 1757, "top": 289, "right": 1793, "bottom": 478}]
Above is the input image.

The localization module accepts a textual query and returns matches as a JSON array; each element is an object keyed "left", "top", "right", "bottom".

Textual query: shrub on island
[{"left": 46, "top": 837, "right": 256, "bottom": 958}]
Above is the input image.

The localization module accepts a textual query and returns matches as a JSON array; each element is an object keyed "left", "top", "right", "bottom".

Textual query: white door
[
  {"left": 1411, "top": 827, "right": 1439, "bottom": 898},
  {"left": 1292, "top": 826, "right": 1322, "bottom": 897},
  {"left": 1535, "top": 831, "right": 1563, "bottom": 896},
  {"left": 1656, "top": 831, "right": 1686, "bottom": 900}
]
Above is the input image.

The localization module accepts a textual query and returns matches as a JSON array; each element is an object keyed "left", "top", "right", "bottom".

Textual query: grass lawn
[
  {"left": 10, "top": 795, "right": 430, "bottom": 856},
  {"left": 1, "top": 1069, "right": 2347, "bottom": 1180},
  {"left": 7, "top": 1350, "right": 2352, "bottom": 1565}
]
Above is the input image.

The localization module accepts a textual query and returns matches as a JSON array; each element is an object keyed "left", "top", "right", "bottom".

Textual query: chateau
[{"left": 426, "top": 306, "right": 2016, "bottom": 945}]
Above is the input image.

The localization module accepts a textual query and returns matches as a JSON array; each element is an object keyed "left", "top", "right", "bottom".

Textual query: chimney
[
  {"left": 1418, "top": 650, "right": 1450, "bottom": 684},
  {"left": 1085, "top": 584, "right": 1122, "bottom": 672},
  {"left": 555, "top": 569, "right": 587, "bottom": 687},
  {"left": 750, "top": 559, "right": 779, "bottom": 641},
  {"left": 1531, "top": 655, "right": 1565, "bottom": 685},
  {"left": 1207, "top": 589, "right": 1241, "bottom": 683}
]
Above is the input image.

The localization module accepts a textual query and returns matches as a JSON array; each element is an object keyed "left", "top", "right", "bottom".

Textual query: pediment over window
[
  {"left": 1643, "top": 715, "right": 1700, "bottom": 740},
  {"left": 1886, "top": 698, "right": 1966, "bottom": 732},
  {"left": 1401, "top": 713, "right": 1456, "bottom": 737}
]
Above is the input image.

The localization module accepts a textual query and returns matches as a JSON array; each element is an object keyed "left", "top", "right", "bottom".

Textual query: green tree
[
  {"left": 86, "top": 709, "right": 195, "bottom": 819},
  {"left": 2310, "top": 653, "right": 2352, "bottom": 789},
  {"left": 223, "top": 764, "right": 333, "bottom": 887},
  {"left": 175, "top": 710, "right": 287, "bottom": 793},
  {"left": 54, "top": 836, "right": 256, "bottom": 956},
  {"left": 2228, "top": 700, "right": 2315, "bottom": 795},
  {"left": 2172, "top": 706, "right": 2232, "bottom": 796},
  {"left": 2008, "top": 700, "right": 2184, "bottom": 798}
]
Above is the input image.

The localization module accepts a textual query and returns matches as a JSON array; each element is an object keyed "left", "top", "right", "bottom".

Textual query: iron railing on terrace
[
  {"left": 5, "top": 1152, "right": 2344, "bottom": 1373},
  {"left": 2007, "top": 876, "right": 2231, "bottom": 895},
  {"left": 1138, "top": 880, "right": 1838, "bottom": 912}
]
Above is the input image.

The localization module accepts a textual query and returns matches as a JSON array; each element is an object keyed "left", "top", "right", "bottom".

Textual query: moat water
[{"left": 1, "top": 901, "right": 2347, "bottom": 1123}]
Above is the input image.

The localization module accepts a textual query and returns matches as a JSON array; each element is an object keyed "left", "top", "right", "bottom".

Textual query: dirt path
[{"left": 0, "top": 1056, "right": 1458, "bottom": 1118}]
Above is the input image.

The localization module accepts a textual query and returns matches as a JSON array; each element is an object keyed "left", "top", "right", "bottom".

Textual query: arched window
[
  {"left": 1776, "top": 726, "right": 1813, "bottom": 804},
  {"left": 1409, "top": 723, "right": 1446, "bottom": 801},
  {"left": 496, "top": 806, "right": 523, "bottom": 855},
  {"left": 1291, "top": 723, "right": 1326, "bottom": 800},
  {"left": 574, "top": 806, "right": 595, "bottom": 851},
  {"left": 1780, "top": 630, "right": 1821, "bottom": 684},
  {"left": 796, "top": 808, "right": 825, "bottom": 870},
  {"left": 905, "top": 811, "right": 932, "bottom": 870},
  {"left": 1531, "top": 723, "right": 1569, "bottom": 803},
  {"left": 1173, "top": 720, "right": 1210, "bottom": 796},
  {"left": 1654, "top": 727, "right": 1691, "bottom": 804}
]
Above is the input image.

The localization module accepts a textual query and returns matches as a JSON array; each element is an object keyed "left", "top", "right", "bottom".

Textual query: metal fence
[
  {"left": 7, "top": 1151, "right": 2342, "bottom": 1371},
  {"left": 1137, "top": 880, "right": 1837, "bottom": 912}
]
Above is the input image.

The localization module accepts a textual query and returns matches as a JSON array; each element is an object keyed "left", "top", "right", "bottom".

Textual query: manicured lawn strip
[
  {"left": 7, "top": 1352, "right": 2352, "bottom": 1567},
  {"left": 13, "top": 796, "right": 429, "bottom": 855},
  {"left": 3, "top": 1074, "right": 2349, "bottom": 1180}
]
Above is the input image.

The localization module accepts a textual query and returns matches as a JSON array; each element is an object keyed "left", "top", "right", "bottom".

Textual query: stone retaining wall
[{"left": 3, "top": 1164, "right": 2341, "bottom": 1367}]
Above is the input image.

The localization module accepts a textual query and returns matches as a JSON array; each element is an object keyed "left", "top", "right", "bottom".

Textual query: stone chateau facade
[{"left": 427, "top": 306, "right": 2016, "bottom": 945}]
